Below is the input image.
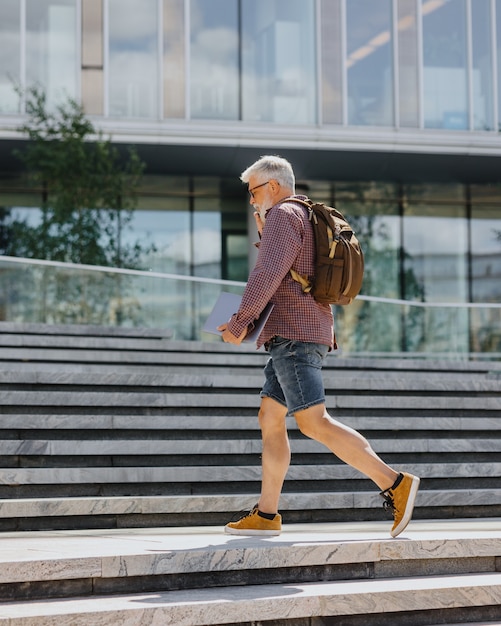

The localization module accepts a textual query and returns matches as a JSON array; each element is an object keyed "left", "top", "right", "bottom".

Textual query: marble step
[
  {"left": 0, "top": 369, "right": 499, "bottom": 393},
  {"left": 0, "top": 462, "right": 499, "bottom": 486},
  {"left": 0, "top": 572, "right": 500, "bottom": 625},
  {"left": 0, "top": 519, "right": 499, "bottom": 620},
  {"left": 1, "top": 390, "right": 499, "bottom": 412},
  {"left": 0, "top": 437, "right": 499, "bottom": 456},
  {"left": 0, "top": 490, "right": 499, "bottom": 521},
  {"left": 0, "top": 413, "right": 500, "bottom": 431}
]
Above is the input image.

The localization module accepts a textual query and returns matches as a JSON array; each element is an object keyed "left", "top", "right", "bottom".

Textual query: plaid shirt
[{"left": 227, "top": 195, "right": 334, "bottom": 350}]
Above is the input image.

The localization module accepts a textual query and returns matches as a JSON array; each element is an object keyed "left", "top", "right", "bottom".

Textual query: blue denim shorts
[{"left": 261, "top": 336, "right": 329, "bottom": 414}]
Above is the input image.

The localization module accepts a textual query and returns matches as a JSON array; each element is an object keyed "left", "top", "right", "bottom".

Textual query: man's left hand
[{"left": 218, "top": 323, "right": 247, "bottom": 345}]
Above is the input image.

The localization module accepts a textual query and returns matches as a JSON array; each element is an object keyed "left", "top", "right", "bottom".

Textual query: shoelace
[
  {"left": 229, "top": 504, "right": 258, "bottom": 523},
  {"left": 381, "top": 491, "right": 396, "bottom": 516}
]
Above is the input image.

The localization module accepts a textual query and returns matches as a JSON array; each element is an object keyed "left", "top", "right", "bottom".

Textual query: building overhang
[{"left": 1, "top": 119, "right": 501, "bottom": 184}]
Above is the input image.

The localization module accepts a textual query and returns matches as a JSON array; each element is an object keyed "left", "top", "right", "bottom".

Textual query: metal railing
[{"left": 0, "top": 255, "right": 499, "bottom": 360}]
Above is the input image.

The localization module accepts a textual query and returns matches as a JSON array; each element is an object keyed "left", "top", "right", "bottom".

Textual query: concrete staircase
[
  {"left": 0, "top": 321, "right": 500, "bottom": 531},
  {"left": 0, "top": 321, "right": 500, "bottom": 625}
]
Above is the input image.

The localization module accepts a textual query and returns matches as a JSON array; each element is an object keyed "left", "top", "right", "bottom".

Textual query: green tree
[
  {"left": 0, "top": 87, "right": 155, "bottom": 325},
  {"left": 7, "top": 86, "right": 150, "bottom": 268}
]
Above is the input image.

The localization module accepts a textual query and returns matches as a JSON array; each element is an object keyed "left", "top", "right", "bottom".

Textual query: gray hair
[{"left": 240, "top": 155, "right": 295, "bottom": 192}]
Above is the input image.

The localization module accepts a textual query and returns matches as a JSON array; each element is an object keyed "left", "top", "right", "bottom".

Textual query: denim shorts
[{"left": 261, "top": 336, "right": 329, "bottom": 414}]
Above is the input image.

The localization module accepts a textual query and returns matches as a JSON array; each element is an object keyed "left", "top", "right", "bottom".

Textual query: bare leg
[
  {"left": 294, "top": 404, "right": 398, "bottom": 491},
  {"left": 257, "top": 396, "right": 290, "bottom": 514}
]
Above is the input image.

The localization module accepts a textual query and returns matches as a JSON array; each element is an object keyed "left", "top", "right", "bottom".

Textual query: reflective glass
[
  {"left": 26, "top": 0, "right": 77, "bottom": 108},
  {"left": 0, "top": 0, "right": 20, "bottom": 114},
  {"left": 472, "top": 0, "right": 494, "bottom": 130},
  {"left": 346, "top": 0, "right": 394, "bottom": 126},
  {"left": 422, "top": 0, "right": 468, "bottom": 129},
  {"left": 403, "top": 206, "right": 468, "bottom": 303},
  {"left": 190, "top": 0, "right": 239, "bottom": 120},
  {"left": 241, "top": 0, "right": 316, "bottom": 124},
  {"left": 336, "top": 185, "right": 401, "bottom": 352},
  {"left": 108, "top": 0, "right": 158, "bottom": 118},
  {"left": 402, "top": 183, "right": 469, "bottom": 352},
  {"left": 470, "top": 190, "right": 501, "bottom": 351}
]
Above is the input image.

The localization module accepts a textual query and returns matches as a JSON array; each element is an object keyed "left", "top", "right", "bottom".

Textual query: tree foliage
[
  {"left": 0, "top": 87, "right": 155, "bottom": 326},
  {"left": 4, "top": 86, "right": 152, "bottom": 269}
]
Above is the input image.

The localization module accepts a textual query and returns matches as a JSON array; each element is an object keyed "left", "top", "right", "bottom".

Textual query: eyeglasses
[{"left": 248, "top": 181, "right": 270, "bottom": 199}]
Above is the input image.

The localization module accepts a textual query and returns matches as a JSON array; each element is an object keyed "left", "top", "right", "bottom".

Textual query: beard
[{"left": 255, "top": 193, "right": 274, "bottom": 224}]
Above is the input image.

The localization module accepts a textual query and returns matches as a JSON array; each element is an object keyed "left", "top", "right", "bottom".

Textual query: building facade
[{"left": 0, "top": 0, "right": 500, "bottom": 351}]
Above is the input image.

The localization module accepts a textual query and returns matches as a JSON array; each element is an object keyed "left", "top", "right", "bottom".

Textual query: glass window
[
  {"left": 397, "top": 0, "right": 419, "bottom": 127},
  {"left": 335, "top": 182, "right": 401, "bottom": 352},
  {"left": 163, "top": 0, "right": 185, "bottom": 118},
  {"left": 241, "top": 0, "right": 316, "bottom": 124},
  {"left": 422, "top": 0, "right": 468, "bottom": 129},
  {"left": 403, "top": 201, "right": 468, "bottom": 302},
  {"left": 472, "top": 0, "right": 494, "bottom": 130},
  {"left": 26, "top": 0, "right": 77, "bottom": 108},
  {"left": 470, "top": 186, "right": 501, "bottom": 351},
  {"left": 108, "top": 0, "right": 159, "bottom": 119},
  {"left": 0, "top": 0, "right": 20, "bottom": 114},
  {"left": 470, "top": 189, "right": 501, "bottom": 303},
  {"left": 190, "top": 0, "right": 239, "bottom": 120},
  {"left": 320, "top": 0, "right": 343, "bottom": 125},
  {"left": 346, "top": 0, "right": 394, "bottom": 126}
]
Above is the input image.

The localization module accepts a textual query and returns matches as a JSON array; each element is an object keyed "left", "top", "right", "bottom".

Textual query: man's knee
[
  {"left": 294, "top": 404, "right": 330, "bottom": 439},
  {"left": 258, "top": 397, "right": 287, "bottom": 431}
]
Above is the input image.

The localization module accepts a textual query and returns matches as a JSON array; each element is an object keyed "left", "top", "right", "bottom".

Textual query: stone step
[
  {"left": 0, "top": 414, "right": 499, "bottom": 431},
  {"left": 0, "top": 519, "right": 499, "bottom": 624},
  {"left": 1, "top": 390, "right": 499, "bottom": 412},
  {"left": 0, "top": 462, "right": 498, "bottom": 485},
  {"left": 0, "top": 369, "right": 499, "bottom": 392},
  {"left": 1, "top": 574, "right": 500, "bottom": 626},
  {"left": 0, "top": 437, "right": 500, "bottom": 456},
  {"left": 0, "top": 491, "right": 499, "bottom": 524}
]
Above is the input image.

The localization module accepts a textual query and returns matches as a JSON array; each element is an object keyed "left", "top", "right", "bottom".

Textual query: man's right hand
[{"left": 254, "top": 211, "right": 264, "bottom": 237}]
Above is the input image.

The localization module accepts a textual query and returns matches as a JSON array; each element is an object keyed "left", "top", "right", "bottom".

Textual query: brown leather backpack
[{"left": 288, "top": 198, "right": 364, "bottom": 306}]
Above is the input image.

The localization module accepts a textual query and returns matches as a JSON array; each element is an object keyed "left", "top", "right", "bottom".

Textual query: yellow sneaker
[
  {"left": 380, "top": 472, "right": 420, "bottom": 538},
  {"left": 224, "top": 504, "right": 282, "bottom": 536}
]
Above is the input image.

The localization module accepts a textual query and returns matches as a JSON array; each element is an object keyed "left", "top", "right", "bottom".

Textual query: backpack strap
[{"left": 279, "top": 196, "right": 316, "bottom": 293}]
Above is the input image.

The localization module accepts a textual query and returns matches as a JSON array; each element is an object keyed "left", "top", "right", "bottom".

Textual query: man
[{"left": 218, "top": 155, "right": 419, "bottom": 538}]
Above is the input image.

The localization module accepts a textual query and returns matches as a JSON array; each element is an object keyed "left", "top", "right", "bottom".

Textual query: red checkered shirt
[{"left": 227, "top": 195, "right": 334, "bottom": 350}]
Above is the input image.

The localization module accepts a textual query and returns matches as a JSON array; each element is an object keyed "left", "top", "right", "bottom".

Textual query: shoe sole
[
  {"left": 391, "top": 475, "right": 420, "bottom": 538},
  {"left": 224, "top": 525, "right": 281, "bottom": 536}
]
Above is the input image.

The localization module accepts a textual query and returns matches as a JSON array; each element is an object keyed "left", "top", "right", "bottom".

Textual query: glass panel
[
  {"left": 163, "top": 0, "right": 185, "bottom": 118},
  {"left": 190, "top": 0, "right": 239, "bottom": 120},
  {"left": 0, "top": 0, "right": 20, "bottom": 114},
  {"left": 108, "top": 0, "right": 158, "bottom": 119},
  {"left": 334, "top": 182, "right": 401, "bottom": 352},
  {"left": 320, "top": 0, "right": 343, "bottom": 125},
  {"left": 472, "top": 0, "right": 494, "bottom": 130},
  {"left": 26, "top": 0, "right": 77, "bottom": 108},
  {"left": 346, "top": 0, "right": 394, "bottom": 126},
  {"left": 402, "top": 186, "right": 468, "bottom": 351},
  {"left": 470, "top": 195, "right": 501, "bottom": 304},
  {"left": 422, "top": 0, "right": 468, "bottom": 129},
  {"left": 397, "top": 0, "right": 419, "bottom": 127},
  {"left": 241, "top": 0, "right": 316, "bottom": 124}
]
